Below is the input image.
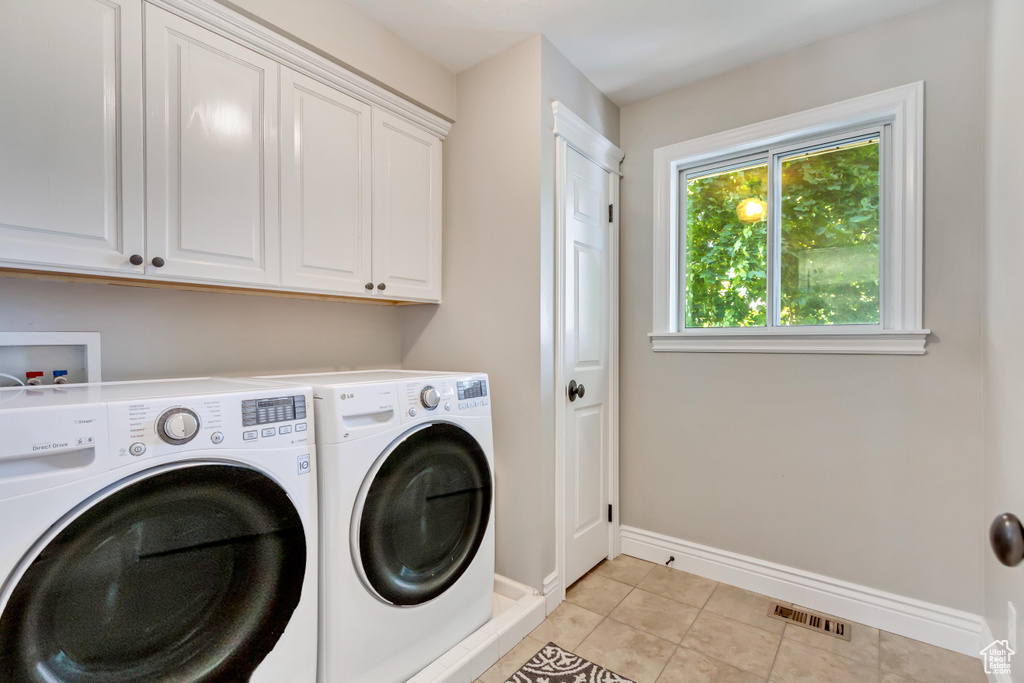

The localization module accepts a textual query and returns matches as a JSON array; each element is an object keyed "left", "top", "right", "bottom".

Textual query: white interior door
[
  {"left": 144, "top": 5, "right": 278, "bottom": 285},
  {"left": 280, "top": 67, "right": 372, "bottom": 294},
  {"left": 0, "top": 0, "right": 144, "bottom": 273},
  {"left": 563, "top": 145, "right": 612, "bottom": 588}
]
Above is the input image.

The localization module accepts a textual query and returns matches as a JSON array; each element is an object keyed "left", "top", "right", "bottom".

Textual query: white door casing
[
  {"left": 554, "top": 102, "right": 624, "bottom": 597},
  {"left": 0, "top": 0, "right": 144, "bottom": 274},
  {"left": 371, "top": 109, "right": 442, "bottom": 302},
  {"left": 145, "top": 4, "right": 279, "bottom": 285},
  {"left": 280, "top": 67, "right": 373, "bottom": 295}
]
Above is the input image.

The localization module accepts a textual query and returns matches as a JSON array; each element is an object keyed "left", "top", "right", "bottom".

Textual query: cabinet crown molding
[{"left": 148, "top": 0, "right": 453, "bottom": 139}]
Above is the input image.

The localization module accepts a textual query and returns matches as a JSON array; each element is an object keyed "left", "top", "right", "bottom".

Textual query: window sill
[{"left": 649, "top": 330, "right": 930, "bottom": 355}]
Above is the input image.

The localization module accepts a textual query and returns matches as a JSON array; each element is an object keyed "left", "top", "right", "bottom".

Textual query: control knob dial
[
  {"left": 420, "top": 386, "right": 440, "bottom": 410},
  {"left": 157, "top": 407, "right": 200, "bottom": 445}
]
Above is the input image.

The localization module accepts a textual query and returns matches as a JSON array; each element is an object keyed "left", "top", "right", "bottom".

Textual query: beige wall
[
  {"left": 541, "top": 38, "right": 620, "bottom": 149},
  {"left": 401, "top": 36, "right": 619, "bottom": 591},
  {"left": 217, "top": 0, "right": 456, "bottom": 119},
  {"left": 0, "top": 278, "right": 402, "bottom": 380},
  {"left": 984, "top": 0, "right": 1024, "bottom": 645},
  {"left": 618, "top": 0, "right": 986, "bottom": 613},
  {"left": 401, "top": 36, "right": 547, "bottom": 588}
]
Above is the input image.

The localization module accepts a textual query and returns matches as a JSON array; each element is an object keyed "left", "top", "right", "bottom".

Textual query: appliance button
[
  {"left": 444, "top": 402, "right": 451, "bottom": 411},
  {"left": 129, "top": 442, "right": 146, "bottom": 456},
  {"left": 408, "top": 408, "right": 417, "bottom": 417},
  {"left": 262, "top": 427, "right": 276, "bottom": 437},
  {"left": 243, "top": 430, "right": 258, "bottom": 441},
  {"left": 420, "top": 386, "right": 440, "bottom": 410},
  {"left": 279, "top": 425, "right": 293, "bottom": 435},
  {"left": 210, "top": 431, "right": 224, "bottom": 444},
  {"left": 157, "top": 407, "right": 200, "bottom": 444},
  {"left": 459, "top": 403, "right": 466, "bottom": 410},
  {"left": 482, "top": 399, "right": 489, "bottom": 406},
  {"left": 295, "top": 423, "right": 308, "bottom": 432}
]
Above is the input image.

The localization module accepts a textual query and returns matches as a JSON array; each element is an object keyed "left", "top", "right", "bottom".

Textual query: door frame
[{"left": 552, "top": 101, "right": 624, "bottom": 609}]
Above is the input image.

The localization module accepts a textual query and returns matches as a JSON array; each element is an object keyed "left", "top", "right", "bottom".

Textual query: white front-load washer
[
  {"left": 0, "top": 378, "right": 319, "bottom": 682},
  {"left": 262, "top": 370, "right": 495, "bottom": 683}
]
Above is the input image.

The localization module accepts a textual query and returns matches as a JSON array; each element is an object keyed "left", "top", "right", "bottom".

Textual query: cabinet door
[
  {"left": 280, "top": 68, "right": 372, "bottom": 294},
  {"left": 144, "top": 5, "right": 279, "bottom": 285},
  {"left": 0, "top": 0, "right": 144, "bottom": 273},
  {"left": 371, "top": 110, "right": 442, "bottom": 302}
]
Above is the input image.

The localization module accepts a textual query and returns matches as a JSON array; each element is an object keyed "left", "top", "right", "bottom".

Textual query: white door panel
[
  {"left": 280, "top": 68, "right": 372, "bottom": 294},
  {"left": 0, "top": 0, "right": 144, "bottom": 273},
  {"left": 371, "top": 109, "right": 442, "bottom": 301},
  {"left": 563, "top": 146, "right": 611, "bottom": 587},
  {"left": 576, "top": 244, "right": 603, "bottom": 365},
  {"left": 572, "top": 405, "right": 605, "bottom": 538},
  {"left": 145, "top": 5, "right": 278, "bottom": 285}
]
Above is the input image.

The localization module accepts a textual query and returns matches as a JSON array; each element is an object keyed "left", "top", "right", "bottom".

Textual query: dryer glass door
[
  {"left": 357, "top": 422, "right": 492, "bottom": 606},
  {"left": 0, "top": 463, "right": 306, "bottom": 682}
]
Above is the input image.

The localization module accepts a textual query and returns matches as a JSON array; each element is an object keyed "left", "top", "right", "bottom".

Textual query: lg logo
[{"left": 339, "top": 393, "right": 355, "bottom": 400}]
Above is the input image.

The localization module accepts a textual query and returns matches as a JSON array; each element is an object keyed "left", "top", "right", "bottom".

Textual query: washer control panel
[
  {"left": 242, "top": 394, "right": 306, "bottom": 427},
  {"left": 107, "top": 388, "right": 313, "bottom": 465}
]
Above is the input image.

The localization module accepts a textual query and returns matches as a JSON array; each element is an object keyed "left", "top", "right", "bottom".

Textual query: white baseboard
[
  {"left": 542, "top": 572, "right": 561, "bottom": 615},
  {"left": 620, "top": 525, "right": 983, "bottom": 659},
  {"left": 980, "top": 619, "right": 1013, "bottom": 683}
]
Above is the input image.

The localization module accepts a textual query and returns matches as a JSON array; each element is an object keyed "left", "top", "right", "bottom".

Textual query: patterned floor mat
[{"left": 504, "top": 642, "right": 637, "bottom": 683}]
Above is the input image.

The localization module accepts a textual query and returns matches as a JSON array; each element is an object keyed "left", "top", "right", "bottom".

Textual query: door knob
[
  {"left": 568, "top": 380, "right": 585, "bottom": 402},
  {"left": 129, "top": 254, "right": 144, "bottom": 266},
  {"left": 365, "top": 282, "right": 374, "bottom": 290},
  {"left": 151, "top": 256, "right": 165, "bottom": 268},
  {"left": 377, "top": 283, "right": 386, "bottom": 291},
  {"left": 991, "top": 512, "right": 1024, "bottom": 567}
]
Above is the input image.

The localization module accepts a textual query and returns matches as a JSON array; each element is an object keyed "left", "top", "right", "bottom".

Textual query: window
[{"left": 651, "top": 83, "right": 927, "bottom": 354}]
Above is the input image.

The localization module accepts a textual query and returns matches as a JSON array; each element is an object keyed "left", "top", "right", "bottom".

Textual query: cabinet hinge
[
  {"left": 608, "top": 504, "right": 613, "bottom": 523},
  {"left": 608, "top": 204, "right": 613, "bottom": 223}
]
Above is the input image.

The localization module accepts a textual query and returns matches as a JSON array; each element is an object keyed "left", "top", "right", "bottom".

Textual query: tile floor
[{"left": 473, "top": 555, "right": 988, "bottom": 683}]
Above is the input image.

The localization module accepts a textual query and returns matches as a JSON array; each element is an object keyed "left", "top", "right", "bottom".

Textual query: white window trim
[{"left": 650, "top": 82, "right": 928, "bottom": 355}]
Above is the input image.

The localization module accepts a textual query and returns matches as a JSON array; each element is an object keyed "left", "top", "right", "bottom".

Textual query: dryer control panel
[
  {"left": 309, "top": 373, "right": 491, "bottom": 445},
  {"left": 106, "top": 388, "right": 313, "bottom": 465},
  {"left": 398, "top": 374, "right": 490, "bottom": 423}
]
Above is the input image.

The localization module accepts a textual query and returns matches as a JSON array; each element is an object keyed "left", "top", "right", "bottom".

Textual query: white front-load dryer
[
  {"left": 262, "top": 371, "right": 495, "bottom": 683},
  {"left": 0, "top": 378, "right": 319, "bottom": 682}
]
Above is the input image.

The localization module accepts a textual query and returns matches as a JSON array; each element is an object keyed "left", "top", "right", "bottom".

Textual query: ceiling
[{"left": 344, "top": 0, "right": 947, "bottom": 106}]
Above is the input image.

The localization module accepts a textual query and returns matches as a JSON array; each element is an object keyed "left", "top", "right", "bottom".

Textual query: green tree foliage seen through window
[
  {"left": 685, "top": 163, "right": 768, "bottom": 328},
  {"left": 780, "top": 139, "right": 879, "bottom": 325},
  {"left": 683, "top": 137, "right": 880, "bottom": 327}
]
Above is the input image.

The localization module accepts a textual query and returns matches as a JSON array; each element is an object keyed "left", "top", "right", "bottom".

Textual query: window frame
[{"left": 651, "top": 82, "right": 927, "bottom": 354}]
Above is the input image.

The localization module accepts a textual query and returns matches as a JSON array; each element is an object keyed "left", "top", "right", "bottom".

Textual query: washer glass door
[
  {"left": 357, "top": 423, "right": 492, "bottom": 606},
  {"left": 0, "top": 463, "right": 306, "bottom": 682}
]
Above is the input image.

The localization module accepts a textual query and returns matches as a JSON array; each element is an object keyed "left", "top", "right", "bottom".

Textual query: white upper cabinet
[
  {"left": 280, "top": 68, "right": 373, "bottom": 295},
  {"left": 0, "top": 0, "right": 144, "bottom": 273},
  {"left": 144, "top": 4, "right": 279, "bottom": 286},
  {"left": 0, "top": 0, "right": 447, "bottom": 302},
  {"left": 371, "top": 109, "right": 443, "bottom": 302}
]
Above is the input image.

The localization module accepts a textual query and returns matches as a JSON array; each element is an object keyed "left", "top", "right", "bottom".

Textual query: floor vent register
[{"left": 767, "top": 603, "right": 852, "bottom": 641}]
